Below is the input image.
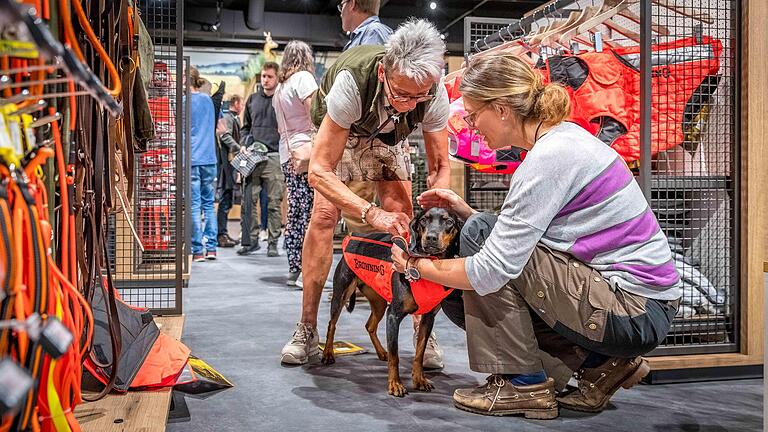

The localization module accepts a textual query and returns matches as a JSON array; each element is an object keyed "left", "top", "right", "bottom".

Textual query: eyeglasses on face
[
  {"left": 383, "top": 72, "right": 434, "bottom": 104},
  {"left": 337, "top": 1, "right": 349, "bottom": 13},
  {"left": 462, "top": 102, "right": 491, "bottom": 129}
]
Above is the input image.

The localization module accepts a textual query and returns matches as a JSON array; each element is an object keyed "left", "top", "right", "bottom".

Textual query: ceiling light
[{"left": 429, "top": 2, "right": 437, "bottom": 10}]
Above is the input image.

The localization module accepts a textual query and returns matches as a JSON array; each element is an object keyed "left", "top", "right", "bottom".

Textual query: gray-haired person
[{"left": 280, "top": 19, "right": 452, "bottom": 368}]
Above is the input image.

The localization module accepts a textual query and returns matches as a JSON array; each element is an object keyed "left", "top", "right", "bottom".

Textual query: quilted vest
[{"left": 311, "top": 45, "right": 433, "bottom": 146}]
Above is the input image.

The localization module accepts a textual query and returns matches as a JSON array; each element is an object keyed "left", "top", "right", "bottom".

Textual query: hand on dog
[
  {"left": 391, "top": 244, "right": 409, "bottom": 273},
  {"left": 366, "top": 207, "right": 410, "bottom": 238},
  {"left": 417, "top": 189, "right": 475, "bottom": 220}
]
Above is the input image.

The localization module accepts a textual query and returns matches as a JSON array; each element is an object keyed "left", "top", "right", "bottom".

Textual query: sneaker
[
  {"left": 281, "top": 323, "right": 319, "bottom": 365},
  {"left": 295, "top": 273, "right": 303, "bottom": 289},
  {"left": 237, "top": 243, "right": 260, "bottom": 256},
  {"left": 259, "top": 229, "right": 268, "bottom": 242},
  {"left": 193, "top": 253, "right": 206, "bottom": 262},
  {"left": 286, "top": 271, "right": 300, "bottom": 286},
  {"left": 217, "top": 234, "right": 238, "bottom": 248},
  {"left": 205, "top": 251, "right": 217, "bottom": 260},
  {"left": 453, "top": 375, "right": 558, "bottom": 418},
  {"left": 557, "top": 356, "right": 650, "bottom": 413},
  {"left": 413, "top": 330, "right": 444, "bottom": 370},
  {"left": 267, "top": 243, "right": 279, "bottom": 257}
]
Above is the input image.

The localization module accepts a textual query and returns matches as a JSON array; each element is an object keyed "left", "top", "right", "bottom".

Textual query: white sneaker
[
  {"left": 295, "top": 273, "right": 303, "bottom": 289},
  {"left": 413, "top": 330, "right": 444, "bottom": 369},
  {"left": 259, "top": 229, "right": 268, "bottom": 242},
  {"left": 281, "top": 323, "right": 319, "bottom": 365}
]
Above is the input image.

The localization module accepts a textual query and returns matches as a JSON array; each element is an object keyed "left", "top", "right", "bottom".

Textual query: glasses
[
  {"left": 462, "top": 102, "right": 490, "bottom": 129},
  {"left": 383, "top": 73, "right": 434, "bottom": 104},
  {"left": 337, "top": 0, "right": 348, "bottom": 12}
]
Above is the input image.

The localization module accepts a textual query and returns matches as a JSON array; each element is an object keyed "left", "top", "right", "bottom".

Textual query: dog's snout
[{"left": 425, "top": 233, "right": 438, "bottom": 244}]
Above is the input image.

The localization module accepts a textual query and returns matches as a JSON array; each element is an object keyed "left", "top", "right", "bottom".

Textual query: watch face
[{"left": 406, "top": 267, "right": 420, "bottom": 281}]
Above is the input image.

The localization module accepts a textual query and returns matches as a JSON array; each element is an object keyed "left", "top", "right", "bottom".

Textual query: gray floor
[{"left": 168, "top": 245, "right": 763, "bottom": 432}]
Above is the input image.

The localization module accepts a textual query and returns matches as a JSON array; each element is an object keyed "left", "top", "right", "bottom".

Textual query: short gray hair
[{"left": 382, "top": 19, "right": 445, "bottom": 85}]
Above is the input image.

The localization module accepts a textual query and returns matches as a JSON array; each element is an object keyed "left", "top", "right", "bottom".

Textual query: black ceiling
[{"left": 183, "top": 0, "right": 551, "bottom": 52}]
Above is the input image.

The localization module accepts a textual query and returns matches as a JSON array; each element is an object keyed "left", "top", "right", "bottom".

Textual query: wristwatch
[
  {"left": 361, "top": 202, "right": 377, "bottom": 225},
  {"left": 405, "top": 257, "right": 421, "bottom": 282}
]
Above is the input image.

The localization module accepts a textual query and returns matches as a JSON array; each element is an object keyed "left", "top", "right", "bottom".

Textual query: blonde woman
[
  {"left": 391, "top": 55, "right": 681, "bottom": 418},
  {"left": 273, "top": 41, "right": 318, "bottom": 286}
]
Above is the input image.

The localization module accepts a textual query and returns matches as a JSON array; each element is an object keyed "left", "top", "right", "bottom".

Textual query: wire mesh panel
[
  {"left": 109, "top": 0, "right": 185, "bottom": 314},
  {"left": 644, "top": 0, "right": 739, "bottom": 354},
  {"left": 464, "top": 17, "right": 517, "bottom": 56}
]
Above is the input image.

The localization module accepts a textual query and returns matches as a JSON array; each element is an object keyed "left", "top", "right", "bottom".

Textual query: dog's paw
[
  {"left": 321, "top": 352, "right": 336, "bottom": 365},
  {"left": 412, "top": 375, "right": 434, "bottom": 392},
  {"left": 388, "top": 380, "right": 408, "bottom": 397}
]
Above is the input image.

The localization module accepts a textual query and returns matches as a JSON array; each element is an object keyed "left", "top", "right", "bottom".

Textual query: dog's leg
[
  {"left": 385, "top": 303, "right": 408, "bottom": 397},
  {"left": 322, "top": 261, "right": 359, "bottom": 365},
  {"left": 412, "top": 307, "right": 439, "bottom": 392},
  {"left": 359, "top": 285, "right": 388, "bottom": 362}
]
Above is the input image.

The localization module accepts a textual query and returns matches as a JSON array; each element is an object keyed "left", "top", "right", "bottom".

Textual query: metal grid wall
[
  {"left": 109, "top": 0, "right": 185, "bottom": 314},
  {"left": 646, "top": 0, "right": 739, "bottom": 354},
  {"left": 464, "top": 17, "right": 517, "bottom": 56},
  {"left": 463, "top": 2, "right": 740, "bottom": 355}
]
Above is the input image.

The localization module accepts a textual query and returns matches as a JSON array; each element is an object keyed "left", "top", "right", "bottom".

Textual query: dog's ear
[
  {"left": 452, "top": 210, "right": 465, "bottom": 233},
  {"left": 409, "top": 209, "right": 424, "bottom": 253}
]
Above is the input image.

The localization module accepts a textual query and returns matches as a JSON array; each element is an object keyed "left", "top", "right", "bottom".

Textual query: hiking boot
[
  {"left": 193, "top": 253, "right": 206, "bottom": 262},
  {"left": 267, "top": 243, "right": 279, "bottom": 257},
  {"left": 281, "top": 323, "right": 319, "bottom": 365},
  {"left": 205, "top": 251, "right": 217, "bottom": 260},
  {"left": 217, "top": 234, "right": 238, "bottom": 248},
  {"left": 557, "top": 356, "right": 650, "bottom": 413},
  {"left": 237, "top": 243, "right": 260, "bottom": 256},
  {"left": 286, "top": 271, "right": 301, "bottom": 287},
  {"left": 413, "top": 331, "right": 443, "bottom": 369},
  {"left": 453, "top": 375, "right": 558, "bottom": 419}
]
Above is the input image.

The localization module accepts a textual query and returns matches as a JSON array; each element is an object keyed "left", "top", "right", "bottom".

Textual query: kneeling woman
[{"left": 391, "top": 55, "right": 680, "bottom": 419}]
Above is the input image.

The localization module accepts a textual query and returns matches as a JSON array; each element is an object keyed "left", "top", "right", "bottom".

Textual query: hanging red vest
[
  {"left": 540, "top": 36, "right": 722, "bottom": 162},
  {"left": 341, "top": 234, "right": 453, "bottom": 315}
]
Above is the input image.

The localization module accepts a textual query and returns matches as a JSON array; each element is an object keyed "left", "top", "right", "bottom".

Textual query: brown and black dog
[{"left": 321, "top": 208, "right": 463, "bottom": 397}]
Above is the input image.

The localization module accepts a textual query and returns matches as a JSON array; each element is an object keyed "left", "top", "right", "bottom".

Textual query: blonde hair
[{"left": 459, "top": 54, "right": 570, "bottom": 125}]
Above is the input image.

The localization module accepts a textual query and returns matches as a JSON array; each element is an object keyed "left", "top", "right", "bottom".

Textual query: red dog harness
[{"left": 342, "top": 234, "right": 453, "bottom": 315}]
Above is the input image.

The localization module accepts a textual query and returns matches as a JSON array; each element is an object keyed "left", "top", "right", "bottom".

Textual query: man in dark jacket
[
  {"left": 216, "top": 94, "right": 242, "bottom": 247},
  {"left": 238, "top": 62, "right": 284, "bottom": 257}
]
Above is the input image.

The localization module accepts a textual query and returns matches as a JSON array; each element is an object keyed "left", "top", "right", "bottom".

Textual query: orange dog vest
[{"left": 342, "top": 234, "right": 453, "bottom": 315}]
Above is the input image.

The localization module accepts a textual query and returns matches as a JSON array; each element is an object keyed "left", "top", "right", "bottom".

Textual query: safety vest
[
  {"left": 341, "top": 234, "right": 454, "bottom": 315},
  {"left": 541, "top": 36, "right": 722, "bottom": 162}
]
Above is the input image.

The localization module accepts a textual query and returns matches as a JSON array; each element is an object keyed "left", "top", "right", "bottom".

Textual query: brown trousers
[{"left": 451, "top": 213, "right": 677, "bottom": 389}]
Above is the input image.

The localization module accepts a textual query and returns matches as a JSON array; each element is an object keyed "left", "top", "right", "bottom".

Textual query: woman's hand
[
  {"left": 391, "top": 244, "right": 409, "bottom": 273},
  {"left": 417, "top": 189, "right": 476, "bottom": 220},
  {"left": 366, "top": 207, "right": 410, "bottom": 238}
]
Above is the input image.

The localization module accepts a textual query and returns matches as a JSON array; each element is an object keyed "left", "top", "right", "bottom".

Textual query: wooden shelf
[{"left": 75, "top": 315, "right": 184, "bottom": 432}]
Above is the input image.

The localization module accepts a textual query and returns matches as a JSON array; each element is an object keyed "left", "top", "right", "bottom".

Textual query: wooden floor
[{"left": 74, "top": 315, "right": 184, "bottom": 432}]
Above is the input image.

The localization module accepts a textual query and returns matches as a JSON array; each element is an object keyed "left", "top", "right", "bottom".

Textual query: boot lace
[
  {"left": 485, "top": 375, "right": 507, "bottom": 412},
  {"left": 291, "top": 324, "right": 313, "bottom": 345}
]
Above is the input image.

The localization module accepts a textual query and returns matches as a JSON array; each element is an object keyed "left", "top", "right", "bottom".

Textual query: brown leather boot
[
  {"left": 557, "top": 356, "right": 650, "bottom": 413},
  {"left": 453, "top": 375, "right": 558, "bottom": 419}
]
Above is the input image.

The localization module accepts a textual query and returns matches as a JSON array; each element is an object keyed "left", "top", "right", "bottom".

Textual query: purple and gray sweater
[{"left": 465, "top": 122, "right": 681, "bottom": 300}]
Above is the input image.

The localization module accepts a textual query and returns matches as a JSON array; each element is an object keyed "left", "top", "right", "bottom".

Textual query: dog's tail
[{"left": 346, "top": 291, "right": 356, "bottom": 313}]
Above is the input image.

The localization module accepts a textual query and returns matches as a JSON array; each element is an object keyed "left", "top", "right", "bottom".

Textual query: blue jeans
[{"left": 191, "top": 164, "right": 218, "bottom": 254}]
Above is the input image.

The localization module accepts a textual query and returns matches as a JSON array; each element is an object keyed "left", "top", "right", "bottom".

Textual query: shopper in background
[
  {"left": 216, "top": 94, "right": 243, "bottom": 248},
  {"left": 390, "top": 54, "right": 681, "bottom": 417},
  {"left": 189, "top": 66, "right": 219, "bottom": 261},
  {"left": 338, "top": 0, "right": 392, "bottom": 236},
  {"left": 239, "top": 62, "right": 285, "bottom": 257},
  {"left": 281, "top": 20, "right": 452, "bottom": 366},
  {"left": 273, "top": 41, "right": 318, "bottom": 287}
]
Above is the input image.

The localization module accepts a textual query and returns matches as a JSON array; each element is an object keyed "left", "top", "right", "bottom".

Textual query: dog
[{"left": 321, "top": 207, "right": 463, "bottom": 397}]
